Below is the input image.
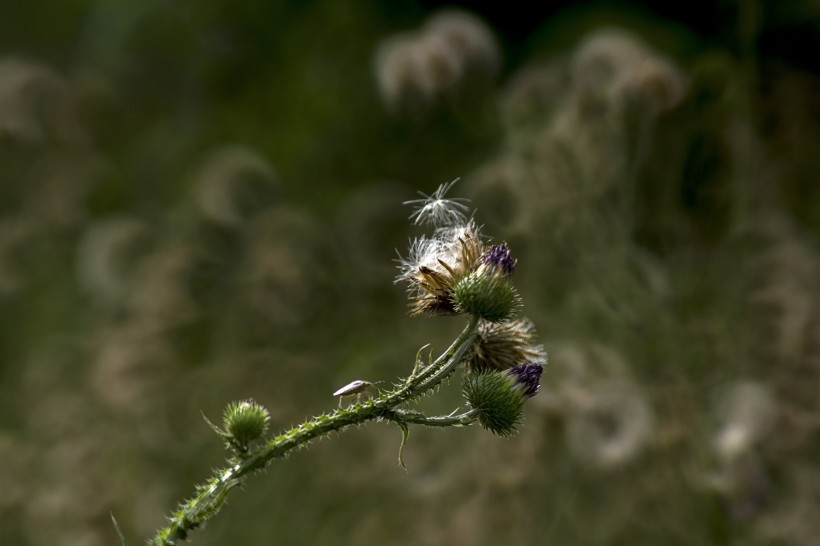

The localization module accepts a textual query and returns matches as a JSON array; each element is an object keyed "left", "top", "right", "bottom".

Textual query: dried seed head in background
[{"left": 374, "top": 9, "right": 500, "bottom": 117}]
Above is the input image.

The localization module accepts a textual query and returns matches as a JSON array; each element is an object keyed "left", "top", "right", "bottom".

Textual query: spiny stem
[
  {"left": 147, "top": 316, "right": 479, "bottom": 546},
  {"left": 385, "top": 408, "right": 480, "bottom": 427},
  {"left": 408, "top": 315, "right": 479, "bottom": 394}
]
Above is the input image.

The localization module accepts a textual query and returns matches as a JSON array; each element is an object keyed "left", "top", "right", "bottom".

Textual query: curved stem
[
  {"left": 147, "top": 316, "right": 479, "bottom": 546},
  {"left": 408, "top": 315, "right": 479, "bottom": 393}
]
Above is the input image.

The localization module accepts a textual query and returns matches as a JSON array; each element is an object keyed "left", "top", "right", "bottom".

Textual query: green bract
[
  {"left": 223, "top": 400, "right": 270, "bottom": 446},
  {"left": 463, "top": 371, "right": 525, "bottom": 437},
  {"left": 451, "top": 269, "right": 520, "bottom": 323}
]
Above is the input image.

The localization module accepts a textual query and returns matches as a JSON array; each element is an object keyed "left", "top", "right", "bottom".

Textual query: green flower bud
[
  {"left": 463, "top": 363, "right": 542, "bottom": 437},
  {"left": 223, "top": 399, "right": 270, "bottom": 446},
  {"left": 451, "top": 268, "right": 520, "bottom": 322}
]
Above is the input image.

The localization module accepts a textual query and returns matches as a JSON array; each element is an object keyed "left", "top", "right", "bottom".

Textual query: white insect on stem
[
  {"left": 404, "top": 178, "right": 470, "bottom": 227},
  {"left": 333, "top": 380, "right": 376, "bottom": 407}
]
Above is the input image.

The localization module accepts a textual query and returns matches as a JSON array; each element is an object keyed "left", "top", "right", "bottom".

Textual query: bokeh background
[{"left": 1, "top": 1, "right": 819, "bottom": 545}]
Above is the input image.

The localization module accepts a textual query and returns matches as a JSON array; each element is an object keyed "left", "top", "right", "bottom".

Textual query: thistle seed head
[
  {"left": 467, "top": 318, "right": 546, "bottom": 372},
  {"left": 396, "top": 181, "right": 524, "bottom": 322}
]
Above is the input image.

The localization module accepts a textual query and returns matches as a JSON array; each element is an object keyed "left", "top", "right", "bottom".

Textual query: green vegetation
[{"left": 1, "top": 2, "right": 818, "bottom": 545}]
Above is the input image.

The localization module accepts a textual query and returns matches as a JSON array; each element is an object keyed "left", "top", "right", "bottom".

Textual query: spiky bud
[
  {"left": 451, "top": 269, "right": 520, "bottom": 322},
  {"left": 463, "top": 363, "right": 543, "bottom": 436},
  {"left": 223, "top": 399, "right": 270, "bottom": 446}
]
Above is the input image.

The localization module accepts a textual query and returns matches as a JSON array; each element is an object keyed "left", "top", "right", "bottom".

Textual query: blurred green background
[{"left": 1, "top": 1, "right": 819, "bottom": 545}]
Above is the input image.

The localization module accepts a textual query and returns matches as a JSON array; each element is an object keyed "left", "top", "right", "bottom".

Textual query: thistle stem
[
  {"left": 147, "top": 316, "right": 480, "bottom": 546},
  {"left": 385, "top": 408, "right": 480, "bottom": 427}
]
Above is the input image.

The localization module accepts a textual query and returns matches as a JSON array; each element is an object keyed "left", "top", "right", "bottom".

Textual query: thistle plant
[{"left": 143, "top": 180, "right": 546, "bottom": 546}]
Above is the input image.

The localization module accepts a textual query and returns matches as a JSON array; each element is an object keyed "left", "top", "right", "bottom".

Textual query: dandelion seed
[{"left": 404, "top": 179, "right": 471, "bottom": 227}]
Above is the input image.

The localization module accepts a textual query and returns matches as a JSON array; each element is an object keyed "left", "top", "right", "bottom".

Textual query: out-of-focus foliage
[{"left": 1, "top": 1, "right": 819, "bottom": 545}]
